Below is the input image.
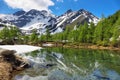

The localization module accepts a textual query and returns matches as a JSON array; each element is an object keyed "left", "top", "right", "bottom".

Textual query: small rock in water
[{"left": 93, "top": 74, "right": 111, "bottom": 80}]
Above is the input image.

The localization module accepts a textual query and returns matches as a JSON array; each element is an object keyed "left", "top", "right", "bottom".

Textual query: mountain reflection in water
[{"left": 14, "top": 47, "right": 120, "bottom": 80}]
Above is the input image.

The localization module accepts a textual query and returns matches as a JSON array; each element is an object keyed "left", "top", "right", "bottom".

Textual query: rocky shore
[{"left": 0, "top": 49, "right": 30, "bottom": 80}]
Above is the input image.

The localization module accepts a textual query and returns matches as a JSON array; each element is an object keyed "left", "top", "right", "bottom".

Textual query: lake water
[{"left": 14, "top": 47, "right": 120, "bottom": 80}]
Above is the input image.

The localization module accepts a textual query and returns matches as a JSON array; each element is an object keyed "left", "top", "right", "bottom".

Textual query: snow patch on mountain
[
  {"left": 51, "top": 27, "right": 63, "bottom": 34},
  {"left": 0, "top": 9, "right": 100, "bottom": 34},
  {"left": 0, "top": 14, "right": 8, "bottom": 18},
  {"left": 1, "top": 14, "right": 18, "bottom": 21},
  {"left": 71, "top": 15, "right": 81, "bottom": 23}
]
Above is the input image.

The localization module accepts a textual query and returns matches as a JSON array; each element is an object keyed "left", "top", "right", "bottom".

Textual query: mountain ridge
[{"left": 0, "top": 9, "right": 99, "bottom": 34}]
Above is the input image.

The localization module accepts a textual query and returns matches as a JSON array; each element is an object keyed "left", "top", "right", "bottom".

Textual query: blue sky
[{"left": 0, "top": 0, "right": 120, "bottom": 17}]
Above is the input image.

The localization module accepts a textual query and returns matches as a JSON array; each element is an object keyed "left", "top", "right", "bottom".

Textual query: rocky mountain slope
[{"left": 0, "top": 9, "right": 99, "bottom": 34}]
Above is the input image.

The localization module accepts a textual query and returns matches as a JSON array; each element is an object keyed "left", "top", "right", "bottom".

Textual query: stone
[
  {"left": 0, "top": 49, "right": 16, "bottom": 57},
  {"left": 0, "top": 48, "right": 30, "bottom": 80}
]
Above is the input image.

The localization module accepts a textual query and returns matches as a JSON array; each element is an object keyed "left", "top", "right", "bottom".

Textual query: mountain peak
[
  {"left": 78, "top": 9, "right": 89, "bottom": 14},
  {"left": 27, "top": 9, "right": 41, "bottom": 15},
  {"left": 65, "top": 9, "right": 73, "bottom": 14},
  {"left": 0, "top": 9, "right": 99, "bottom": 34},
  {"left": 78, "top": 9, "right": 93, "bottom": 16},
  {"left": 79, "top": 9, "right": 86, "bottom": 12},
  {"left": 29, "top": 9, "right": 40, "bottom": 12},
  {"left": 13, "top": 10, "right": 26, "bottom": 16},
  {"left": 41, "top": 10, "right": 48, "bottom": 14}
]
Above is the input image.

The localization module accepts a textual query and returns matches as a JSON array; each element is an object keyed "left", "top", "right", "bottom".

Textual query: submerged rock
[{"left": 0, "top": 49, "right": 30, "bottom": 80}]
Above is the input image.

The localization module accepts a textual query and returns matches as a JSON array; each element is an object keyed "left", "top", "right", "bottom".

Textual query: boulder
[
  {"left": 0, "top": 49, "right": 16, "bottom": 62},
  {"left": 0, "top": 48, "right": 30, "bottom": 80},
  {"left": 0, "top": 49, "right": 16, "bottom": 56}
]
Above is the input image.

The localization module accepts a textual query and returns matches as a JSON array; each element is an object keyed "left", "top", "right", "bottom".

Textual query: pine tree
[
  {"left": 0, "top": 26, "right": 9, "bottom": 40},
  {"left": 93, "top": 21, "right": 104, "bottom": 44},
  {"left": 46, "top": 28, "right": 51, "bottom": 41},
  {"left": 112, "top": 25, "right": 120, "bottom": 47},
  {"left": 78, "top": 22, "right": 88, "bottom": 43},
  {"left": 86, "top": 22, "right": 95, "bottom": 43},
  {"left": 30, "top": 29, "right": 38, "bottom": 44},
  {"left": 9, "top": 26, "right": 20, "bottom": 43}
]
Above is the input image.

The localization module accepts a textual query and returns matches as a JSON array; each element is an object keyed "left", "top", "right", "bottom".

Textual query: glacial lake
[{"left": 14, "top": 47, "right": 120, "bottom": 80}]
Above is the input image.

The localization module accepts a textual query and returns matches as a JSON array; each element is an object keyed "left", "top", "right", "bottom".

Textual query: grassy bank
[{"left": 40, "top": 42, "right": 120, "bottom": 51}]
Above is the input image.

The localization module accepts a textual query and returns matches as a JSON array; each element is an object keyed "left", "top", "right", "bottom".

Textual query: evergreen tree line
[
  {"left": 39, "top": 10, "right": 120, "bottom": 47},
  {"left": 0, "top": 26, "right": 39, "bottom": 44},
  {"left": 0, "top": 26, "right": 20, "bottom": 44},
  {"left": 0, "top": 10, "right": 120, "bottom": 47}
]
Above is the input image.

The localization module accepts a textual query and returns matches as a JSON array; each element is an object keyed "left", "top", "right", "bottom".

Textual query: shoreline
[
  {"left": 40, "top": 42, "right": 120, "bottom": 51},
  {"left": 0, "top": 43, "right": 119, "bottom": 51}
]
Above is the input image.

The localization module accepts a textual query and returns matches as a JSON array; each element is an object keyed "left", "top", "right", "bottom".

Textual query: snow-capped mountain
[
  {"left": 0, "top": 9, "right": 99, "bottom": 34},
  {"left": 0, "top": 9, "right": 57, "bottom": 34},
  {"left": 56, "top": 9, "right": 99, "bottom": 30},
  {"left": 0, "top": 18, "right": 16, "bottom": 31}
]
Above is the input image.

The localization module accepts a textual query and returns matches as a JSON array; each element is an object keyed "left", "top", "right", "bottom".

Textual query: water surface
[{"left": 14, "top": 47, "right": 120, "bottom": 80}]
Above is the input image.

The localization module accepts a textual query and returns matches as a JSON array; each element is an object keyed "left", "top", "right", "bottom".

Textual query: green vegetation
[
  {"left": 0, "top": 10, "right": 120, "bottom": 47},
  {"left": 0, "top": 26, "right": 21, "bottom": 44},
  {"left": 0, "top": 26, "right": 39, "bottom": 45},
  {"left": 27, "top": 47, "right": 120, "bottom": 74},
  {"left": 41, "top": 10, "right": 120, "bottom": 47}
]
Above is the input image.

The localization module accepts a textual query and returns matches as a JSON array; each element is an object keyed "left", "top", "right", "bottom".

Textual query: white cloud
[
  {"left": 4, "top": 0, "right": 54, "bottom": 12},
  {"left": 74, "top": 0, "right": 78, "bottom": 2},
  {"left": 57, "top": 0, "right": 63, "bottom": 3}
]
